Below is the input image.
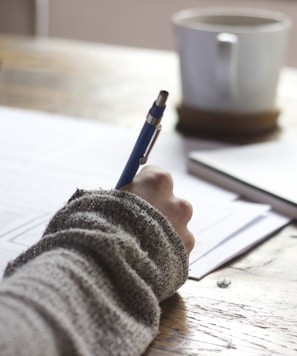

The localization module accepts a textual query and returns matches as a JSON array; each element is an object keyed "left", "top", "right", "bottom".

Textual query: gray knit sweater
[{"left": 0, "top": 189, "right": 188, "bottom": 355}]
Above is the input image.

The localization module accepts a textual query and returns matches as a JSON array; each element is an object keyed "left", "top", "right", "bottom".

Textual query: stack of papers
[
  {"left": 0, "top": 107, "right": 290, "bottom": 279},
  {"left": 188, "top": 141, "right": 297, "bottom": 219}
]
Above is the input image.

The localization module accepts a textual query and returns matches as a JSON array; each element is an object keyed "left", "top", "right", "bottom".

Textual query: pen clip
[{"left": 140, "top": 124, "right": 162, "bottom": 165}]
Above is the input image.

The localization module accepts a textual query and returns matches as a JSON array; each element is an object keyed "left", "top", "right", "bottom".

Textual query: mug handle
[{"left": 216, "top": 33, "right": 238, "bottom": 98}]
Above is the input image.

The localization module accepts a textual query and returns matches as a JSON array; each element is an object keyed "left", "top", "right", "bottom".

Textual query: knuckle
[
  {"left": 176, "top": 198, "right": 193, "bottom": 222},
  {"left": 148, "top": 170, "right": 173, "bottom": 191},
  {"left": 183, "top": 230, "right": 195, "bottom": 253}
]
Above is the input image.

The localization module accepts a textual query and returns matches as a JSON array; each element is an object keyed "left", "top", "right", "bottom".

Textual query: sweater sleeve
[{"left": 0, "top": 189, "right": 188, "bottom": 356}]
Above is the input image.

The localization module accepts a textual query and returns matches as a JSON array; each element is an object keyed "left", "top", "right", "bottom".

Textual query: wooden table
[{"left": 1, "top": 34, "right": 297, "bottom": 355}]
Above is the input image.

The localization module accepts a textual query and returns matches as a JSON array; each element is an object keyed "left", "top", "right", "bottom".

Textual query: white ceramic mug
[{"left": 172, "top": 8, "right": 291, "bottom": 113}]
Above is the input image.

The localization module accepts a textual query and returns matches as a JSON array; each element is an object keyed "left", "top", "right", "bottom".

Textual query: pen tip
[{"left": 156, "top": 90, "right": 169, "bottom": 107}]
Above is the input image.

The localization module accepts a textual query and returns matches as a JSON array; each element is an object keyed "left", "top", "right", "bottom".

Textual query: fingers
[
  {"left": 128, "top": 165, "right": 174, "bottom": 196},
  {"left": 165, "top": 196, "right": 195, "bottom": 254},
  {"left": 180, "top": 229, "right": 195, "bottom": 254},
  {"left": 171, "top": 197, "right": 193, "bottom": 225},
  {"left": 121, "top": 165, "right": 195, "bottom": 254}
]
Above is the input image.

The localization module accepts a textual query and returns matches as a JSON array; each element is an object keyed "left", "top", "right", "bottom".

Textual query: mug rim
[{"left": 172, "top": 7, "right": 292, "bottom": 33}]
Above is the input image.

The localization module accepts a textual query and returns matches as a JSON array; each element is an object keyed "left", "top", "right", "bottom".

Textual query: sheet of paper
[
  {"left": 188, "top": 140, "right": 297, "bottom": 218},
  {"left": 0, "top": 106, "right": 290, "bottom": 278},
  {"left": 189, "top": 200, "right": 271, "bottom": 264},
  {"left": 189, "top": 211, "right": 290, "bottom": 280}
]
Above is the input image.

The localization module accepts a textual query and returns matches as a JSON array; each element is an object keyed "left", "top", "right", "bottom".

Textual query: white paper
[
  {"left": 0, "top": 106, "right": 290, "bottom": 278},
  {"left": 189, "top": 200, "right": 271, "bottom": 264},
  {"left": 189, "top": 211, "right": 289, "bottom": 280}
]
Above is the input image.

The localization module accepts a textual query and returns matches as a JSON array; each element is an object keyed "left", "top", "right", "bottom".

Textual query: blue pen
[{"left": 115, "top": 90, "right": 169, "bottom": 189}]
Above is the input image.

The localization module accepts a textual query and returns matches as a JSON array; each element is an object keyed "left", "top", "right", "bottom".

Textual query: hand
[{"left": 120, "top": 165, "right": 195, "bottom": 254}]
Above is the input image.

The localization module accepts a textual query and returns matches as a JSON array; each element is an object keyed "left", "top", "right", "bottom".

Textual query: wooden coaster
[{"left": 176, "top": 104, "right": 280, "bottom": 138}]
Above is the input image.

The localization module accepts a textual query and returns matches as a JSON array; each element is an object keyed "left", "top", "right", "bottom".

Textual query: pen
[{"left": 115, "top": 90, "right": 169, "bottom": 189}]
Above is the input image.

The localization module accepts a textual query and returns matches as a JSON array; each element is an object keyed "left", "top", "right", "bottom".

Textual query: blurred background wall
[{"left": 0, "top": 0, "right": 296, "bottom": 66}]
